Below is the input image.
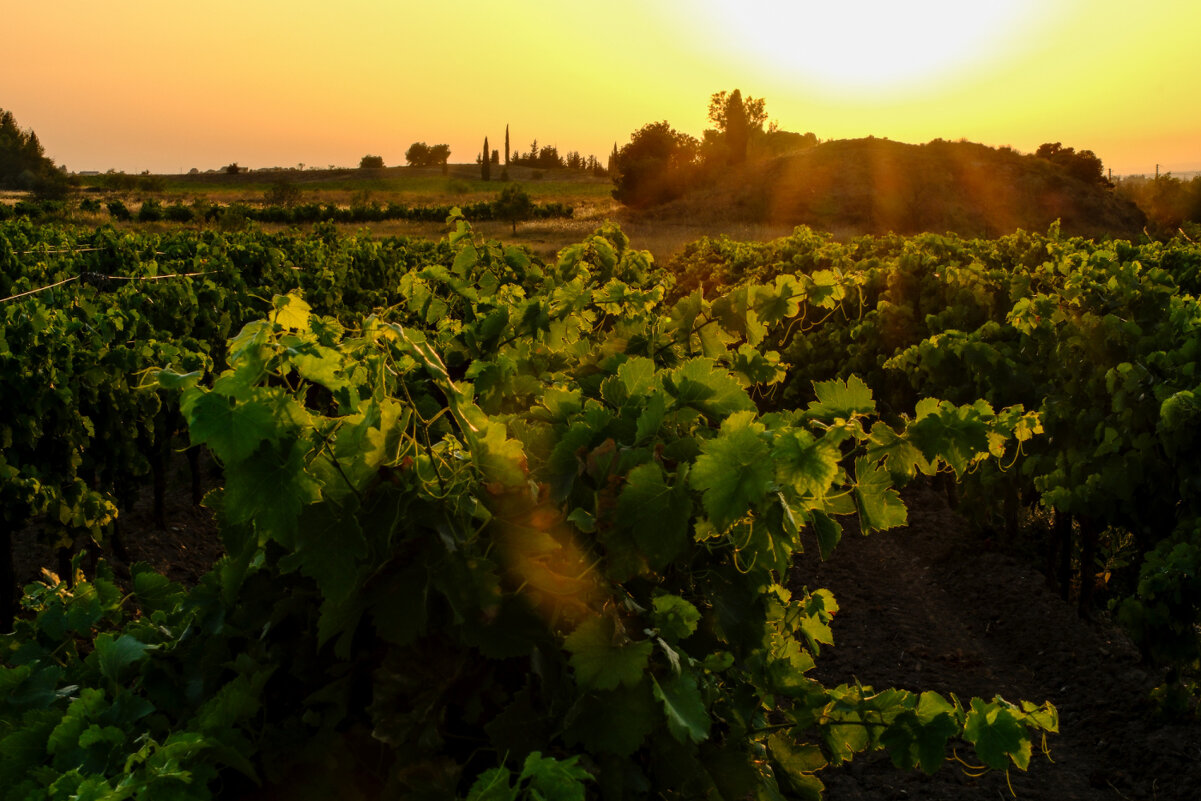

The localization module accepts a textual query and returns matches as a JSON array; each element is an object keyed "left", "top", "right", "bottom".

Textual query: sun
[{"left": 694, "top": 0, "right": 1044, "bottom": 96}]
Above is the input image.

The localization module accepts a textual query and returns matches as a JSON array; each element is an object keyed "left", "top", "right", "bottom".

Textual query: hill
[{"left": 640, "top": 137, "right": 1146, "bottom": 239}]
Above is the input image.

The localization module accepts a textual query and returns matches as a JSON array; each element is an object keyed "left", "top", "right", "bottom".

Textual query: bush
[
  {"left": 164, "top": 202, "right": 194, "bottom": 223},
  {"left": 137, "top": 199, "right": 163, "bottom": 222},
  {"left": 107, "top": 200, "right": 131, "bottom": 221},
  {"left": 264, "top": 180, "right": 302, "bottom": 207}
]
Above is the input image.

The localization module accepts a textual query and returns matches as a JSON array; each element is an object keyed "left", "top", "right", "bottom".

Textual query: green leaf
[
  {"left": 806, "top": 376, "right": 875, "bottom": 420},
  {"left": 474, "top": 419, "right": 528, "bottom": 487},
  {"left": 279, "top": 503, "right": 367, "bottom": 645},
  {"left": 1018, "top": 700, "right": 1059, "bottom": 733},
  {"left": 635, "top": 390, "right": 666, "bottom": 443},
  {"left": 453, "top": 241, "right": 479, "bottom": 277},
  {"left": 810, "top": 510, "right": 842, "bottom": 560},
  {"left": 564, "top": 681, "right": 657, "bottom": 756},
  {"left": 665, "top": 358, "right": 755, "bottom": 420},
  {"left": 223, "top": 440, "right": 323, "bottom": 546},
  {"left": 196, "top": 672, "right": 271, "bottom": 734},
  {"left": 615, "top": 462, "right": 691, "bottom": 571},
  {"left": 773, "top": 429, "right": 840, "bottom": 498},
  {"left": 866, "top": 421, "right": 933, "bottom": 482},
  {"left": 601, "top": 356, "right": 656, "bottom": 407},
  {"left": 94, "top": 634, "right": 152, "bottom": 682},
  {"left": 47, "top": 688, "right": 107, "bottom": 755},
  {"left": 186, "top": 394, "right": 279, "bottom": 464},
  {"left": 853, "top": 457, "right": 907, "bottom": 531},
  {"left": 690, "top": 411, "right": 773, "bottom": 530},
  {"left": 906, "top": 399, "right": 993, "bottom": 477},
  {"left": 564, "top": 615, "right": 653, "bottom": 691},
  {"left": 520, "top": 752, "right": 592, "bottom": 801},
  {"left": 465, "top": 767, "right": 517, "bottom": 801},
  {"left": 271, "top": 293, "right": 312, "bottom": 330},
  {"left": 154, "top": 369, "right": 202, "bottom": 392},
  {"left": 652, "top": 672, "right": 711, "bottom": 744},
  {"left": 131, "top": 564, "right": 185, "bottom": 614},
  {"left": 880, "top": 707, "right": 960, "bottom": 775},
  {"left": 963, "top": 698, "right": 1032, "bottom": 770},
  {"left": 651, "top": 595, "right": 701, "bottom": 642},
  {"left": 768, "top": 733, "right": 827, "bottom": 799}
]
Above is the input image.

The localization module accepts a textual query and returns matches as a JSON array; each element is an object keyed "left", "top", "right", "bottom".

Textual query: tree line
[
  {"left": 609, "top": 89, "right": 818, "bottom": 207},
  {"left": 0, "top": 108, "right": 72, "bottom": 199}
]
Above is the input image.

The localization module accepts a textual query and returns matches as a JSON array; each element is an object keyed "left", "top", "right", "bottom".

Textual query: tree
[
  {"left": 406, "top": 142, "right": 430, "bottom": 166},
  {"left": 0, "top": 107, "right": 70, "bottom": 197},
  {"left": 405, "top": 142, "right": 451, "bottom": 168},
  {"left": 1035, "top": 142, "right": 1108, "bottom": 186},
  {"left": 494, "top": 184, "right": 533, "bottom": 234},
  {"left": 482, "top": 136, "right": 491, "bottom": 181},
  {"left": 359, "top": 154, "right": 384, "bottom": 169},
  {"left": 707, "top": 89, "right": 767, "bottom": 166},
  {"left": 504, "top": 124, "right": 510, "bottom": 166},
  {"left": 611, "top": 121, "right": 702, "bottom": 207},
  {"left": 224, "top": 163, "right": 241, "bottom": 174}
]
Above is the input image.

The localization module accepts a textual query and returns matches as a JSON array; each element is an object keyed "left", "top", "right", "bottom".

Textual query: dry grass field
[{"left": 70, "top": 163, "right": 804, "bottom": 263}]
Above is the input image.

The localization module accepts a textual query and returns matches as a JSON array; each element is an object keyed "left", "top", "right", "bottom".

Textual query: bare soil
[{"left": 793, "top": 481, "right": 1201, "bottom": 800}]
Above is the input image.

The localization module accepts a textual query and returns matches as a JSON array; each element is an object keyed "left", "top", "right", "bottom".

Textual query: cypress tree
[
  {"left": 505, "top": 125, "right": 510, "bottom": 166},
  {"left": 482, "top": 136, "right": 491, "bottom": 181}
]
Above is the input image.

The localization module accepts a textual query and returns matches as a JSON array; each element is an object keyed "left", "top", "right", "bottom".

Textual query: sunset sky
[{"left": 3, "top": 0, "right": 1197, "bottom": 177}]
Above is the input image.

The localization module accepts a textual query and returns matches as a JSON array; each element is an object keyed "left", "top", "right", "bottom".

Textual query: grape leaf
[
  {"left": 853, "top": 457, "right": 907, "bottom": 531},
  {"left": 223, "top": 440, "right": 323, "bottom": 545},
  {"left": 564, "top": 616, "right": 653, "bottom": 691},
  {"left": 806, "top": 376, "right": 875, "bottom": 420},
  {"left": 186, "top": 393, "right": 278, "bottom": 464},
  {"left": 615, "top": 462, "right": 691, "bottom": 571},
  {"left": 94, "top": 634, "right": 152, "bottom": 682},
  {"left": 963, "top": 698, "right": 1032, "bottom": 770},
  {"left": 690, "top": 411, "right": 773, "bottom": 530},
  {"left": 652, "top": 672, "right": 711, "bottom": 744},
  {"left": 520, "top": 752, "right": 591, "bottom": 801},
  {"left": 665, "top": 358, "right": 755, "bottom": 420},
  {"left": 810, "top": 510, "right": 842, "bottom": 561},
  {"left": 651, "top": 595, "right": 701, "bottom": 642},
  {"left": 564, "top": 682, "right": 657, "bottom": 756},
  {"left": 773, "top": 429, "right": 841, "bottom": 498}
]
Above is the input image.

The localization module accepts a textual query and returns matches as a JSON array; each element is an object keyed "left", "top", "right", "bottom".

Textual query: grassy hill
[{"left": 642, "top": 137, "right": 1146, "bottom": 239}]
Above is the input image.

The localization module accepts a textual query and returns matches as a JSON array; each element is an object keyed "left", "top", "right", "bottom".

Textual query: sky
[{"left": 2, "top": 0, "right": 1198, "bottom": 177}]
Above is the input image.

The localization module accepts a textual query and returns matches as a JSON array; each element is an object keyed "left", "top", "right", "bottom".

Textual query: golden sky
[{"left": 3, "top": 0, "right": 1197, "bottom": 176}]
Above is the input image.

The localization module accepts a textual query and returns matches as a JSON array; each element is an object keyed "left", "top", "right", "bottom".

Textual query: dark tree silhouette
[
  {"left": 707, "top": 89, "right": 767, "bottom": 166},
  {"left": 0, "top": 108, "right": 70, "bottom": 197},
  {"left": 1035, "top": 142, "right": 1109, "bottom": 186},
  {"left": 405, "top": 142, "right": 451, "bottom": 168},
  {"left": 482, "top": 136, "right": 491, "bottom": 181},
  {"left": 611, "top": 121, "right": 701, "bottom": 207}
]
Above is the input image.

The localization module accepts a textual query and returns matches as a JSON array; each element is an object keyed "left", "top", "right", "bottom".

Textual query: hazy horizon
[{"left": 3, "top": 0, "right": 1198, "bottom": 177}]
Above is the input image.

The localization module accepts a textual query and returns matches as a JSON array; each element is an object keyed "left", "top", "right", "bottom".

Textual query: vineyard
[{"left": 1, "top": 215, "right": 1200, "bottom": 799}]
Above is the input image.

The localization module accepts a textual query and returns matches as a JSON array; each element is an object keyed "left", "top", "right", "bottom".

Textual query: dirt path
[{"left": 792, "top": 481, "right": 1201, "bottom": 800}]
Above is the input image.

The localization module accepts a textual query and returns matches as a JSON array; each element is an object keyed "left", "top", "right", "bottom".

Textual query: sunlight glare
[{"left": 696, "top": 0, "right": 1043, "bottom": 95}]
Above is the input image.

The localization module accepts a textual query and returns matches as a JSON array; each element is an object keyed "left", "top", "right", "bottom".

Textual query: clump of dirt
[{"left": 792, "top": 480, "right": 1201, "bottom": 800}]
